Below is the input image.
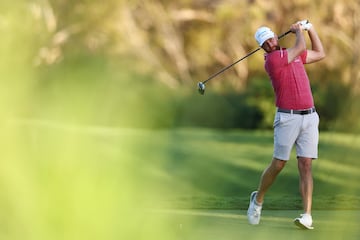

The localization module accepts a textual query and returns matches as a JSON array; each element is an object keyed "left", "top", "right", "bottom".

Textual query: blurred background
[
  {"left": 1, "top": 0, "right": 359, "bottom": 239},
  {"left": 2, "top": 0, "right": 359, "bottom": 130}
]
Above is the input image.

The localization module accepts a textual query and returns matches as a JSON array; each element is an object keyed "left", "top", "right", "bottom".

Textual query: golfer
[{"left": 247, "top": 20, "right": 325, "bottom": 229}]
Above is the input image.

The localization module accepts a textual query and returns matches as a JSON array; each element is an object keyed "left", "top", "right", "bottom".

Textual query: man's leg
[
  {"left": 247, "top": 158, "right": 286, "bottom": 224},
  {"left": 297, "top": 157, "right": 313, "bottom": 214},
  {"left": 256, "top": 158, "right": 286, "bottom": 204},
  {"left": 293, "top": 156, "right": 314, "bottom": 229}
]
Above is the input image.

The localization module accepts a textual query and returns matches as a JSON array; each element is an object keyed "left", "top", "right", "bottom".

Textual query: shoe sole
[{"left": 294, "top": 219, "right": 314, "bottom": 230}]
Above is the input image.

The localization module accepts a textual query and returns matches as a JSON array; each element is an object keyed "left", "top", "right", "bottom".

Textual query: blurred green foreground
[{"left": 0, "top": 4, "right": 173, "bottom": 239}]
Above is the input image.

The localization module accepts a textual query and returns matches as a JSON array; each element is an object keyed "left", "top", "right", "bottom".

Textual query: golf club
[{"left": 198, "top": 29, "right": 292, "bottom": 95}]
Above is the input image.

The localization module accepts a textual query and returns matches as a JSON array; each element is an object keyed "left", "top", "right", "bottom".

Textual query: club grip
[{"left": 278, "top": 30, "right": 291, "bottom": 39}]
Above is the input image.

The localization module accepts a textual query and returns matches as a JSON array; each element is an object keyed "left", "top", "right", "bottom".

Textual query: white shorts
[{"left": 273, "top": 110, "right": 319, "bottom": 160}]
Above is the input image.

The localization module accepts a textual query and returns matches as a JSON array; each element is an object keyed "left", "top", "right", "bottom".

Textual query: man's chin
[{"left": 268, "top": 46, "right": 280, "bottom": 52}]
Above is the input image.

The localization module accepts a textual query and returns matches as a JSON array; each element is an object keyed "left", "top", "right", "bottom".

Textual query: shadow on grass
[
  {"left": 130, "top": 129, "right": 360, "bottom": 210},
  {"left": 18, "top": 125, "right": 360, "bottom": 210}
]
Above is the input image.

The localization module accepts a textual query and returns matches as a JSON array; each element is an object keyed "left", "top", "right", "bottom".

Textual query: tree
[{"left": 27, "top": 0, "right": 360, "bottom": 94}]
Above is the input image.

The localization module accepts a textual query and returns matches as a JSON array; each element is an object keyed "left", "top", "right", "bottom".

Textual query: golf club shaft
[{"left": 202, "top": 30, "right": 291, "bottom": 85}]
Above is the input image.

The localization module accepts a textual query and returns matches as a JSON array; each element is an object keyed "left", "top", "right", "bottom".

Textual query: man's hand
[
  {"left": 287, "top": 22, "right": 306, "bottom": 63},
  {"left": 290, "top": 22, "right": 303, "bottom": 33},
  {"left": 297, "top": 20, "right": 313, "bottom": 31}
]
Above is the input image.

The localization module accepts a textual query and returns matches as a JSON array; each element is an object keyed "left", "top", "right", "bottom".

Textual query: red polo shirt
[{"left": 264, "top": 48, "right": 314, "bottom": 110}]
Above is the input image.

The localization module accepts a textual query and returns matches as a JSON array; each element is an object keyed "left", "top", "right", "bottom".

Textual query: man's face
[{"left": 262, "top": 36, "right": 280, "bottom": 53}]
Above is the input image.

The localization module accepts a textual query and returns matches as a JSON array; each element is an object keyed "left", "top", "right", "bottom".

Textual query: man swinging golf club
[{"left": 247, "top": 20, "right": 325, "bottom": 229}]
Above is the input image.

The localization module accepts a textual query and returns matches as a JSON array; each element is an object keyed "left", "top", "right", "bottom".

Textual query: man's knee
[
  {"left": 272, "top": 158, "right": 287, "bottom": 172},
  {"left": 297, "top": 157, "right": 312, "bottom": 171}
]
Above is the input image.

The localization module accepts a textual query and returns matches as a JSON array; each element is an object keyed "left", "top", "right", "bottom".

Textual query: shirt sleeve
[{"left": 300, "top": 50, "right": 307, "bottom": 63}]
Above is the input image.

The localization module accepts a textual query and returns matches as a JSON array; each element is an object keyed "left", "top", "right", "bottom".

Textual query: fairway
[
  {"left": 2, "top": 123, "right": 360, "bottom": 239},
  {"left": 153, "top": 209, "right": 360, "bottom": 240}
]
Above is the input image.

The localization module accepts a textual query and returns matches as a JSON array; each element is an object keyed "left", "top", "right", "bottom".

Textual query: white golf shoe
[
  {"left": 247, "top": 191, "right": 262, "bottom": 225},
  {"left": 294, "top": 214, "right": 314, "bottom": 230}
]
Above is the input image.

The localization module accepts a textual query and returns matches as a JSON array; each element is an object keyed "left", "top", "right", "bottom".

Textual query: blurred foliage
[
  {"left": 20, "top": 0, "right": 360, "bottom": 90},
  {"left": 1, "top": 0, "right": 360, "bottom": 132}
]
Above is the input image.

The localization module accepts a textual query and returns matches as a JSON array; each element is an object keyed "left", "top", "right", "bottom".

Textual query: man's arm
[
  {"left": 305, "top": 26, "right": 326, "bottom": 63},
  {"left": 287, "top": 23, "right": 306, "bottom": 64}
]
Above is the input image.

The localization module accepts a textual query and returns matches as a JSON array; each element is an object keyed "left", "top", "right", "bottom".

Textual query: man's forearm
[{"left": 308, "top": 27, "right": 325, "bottom": 55}]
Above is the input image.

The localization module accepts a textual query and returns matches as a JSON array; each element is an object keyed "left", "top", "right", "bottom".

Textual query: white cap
[{"left": 254, "top": 26, "right": 275, "bottom": 47}]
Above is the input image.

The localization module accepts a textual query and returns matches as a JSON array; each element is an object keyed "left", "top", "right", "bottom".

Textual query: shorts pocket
[
  {"left": 273, "top": 113, "right": 281, "bottom": 128},
  {"left": 274, "top": 112, "right": 295, "bottom": 128}
]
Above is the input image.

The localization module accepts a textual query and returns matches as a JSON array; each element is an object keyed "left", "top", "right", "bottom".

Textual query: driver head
[{"left": 198, "top": 82, "right": 205, "bottom": 95}]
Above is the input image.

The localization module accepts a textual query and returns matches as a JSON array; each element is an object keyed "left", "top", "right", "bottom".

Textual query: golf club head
[{"left": 198, "top": 82, "right": 205, "bottom": 95}]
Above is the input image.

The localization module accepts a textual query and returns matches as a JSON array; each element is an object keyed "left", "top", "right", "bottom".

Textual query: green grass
[
  {"left": 117, "top": 128, "right": 360, "bottom": 210},
  {"left": 153, "top": 209, "right": 360, "bottom": 240},
  {"left": 1, "top": 124, "right": 360, "bottom": 239}
]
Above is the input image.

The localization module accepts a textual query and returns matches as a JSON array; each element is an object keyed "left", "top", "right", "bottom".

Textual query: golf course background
[{"left": 1, "top": 1, "right": 360, "bottom": 240}]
